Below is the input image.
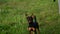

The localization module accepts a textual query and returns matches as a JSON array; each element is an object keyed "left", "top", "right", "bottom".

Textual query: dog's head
[{"left": 27, "top": 16, "right": 33, "bottom": 23}]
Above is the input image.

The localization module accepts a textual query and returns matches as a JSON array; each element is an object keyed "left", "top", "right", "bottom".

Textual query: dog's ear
[
  {"left": 31, "top": 13, "right": 33, "bottom": 16},
  {"left": 31, "top": 13, "right": 35, "bottom": 16},
  {"left": 25, "top": 13, "right": 28, "bottom": 17}
]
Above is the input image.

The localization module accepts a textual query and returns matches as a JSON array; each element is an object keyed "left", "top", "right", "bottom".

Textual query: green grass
[{"left": 0, "top": 0, "right": 59, "bottom": 34}]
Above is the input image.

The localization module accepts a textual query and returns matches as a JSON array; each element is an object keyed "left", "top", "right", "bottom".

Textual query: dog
[
  {"left": 25, "top": 13, "right": 40, "bottom": 34},
  {"left": 25, "top": 14, "right": 35, "bottom": 34}
]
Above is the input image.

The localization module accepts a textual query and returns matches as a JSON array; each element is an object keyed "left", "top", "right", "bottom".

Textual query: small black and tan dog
[{"left": 25, "top": 13, "right": 40, "bottom": 34}]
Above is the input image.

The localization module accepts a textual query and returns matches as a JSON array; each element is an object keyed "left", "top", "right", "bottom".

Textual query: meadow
[{"left": 0, "top": 0, "right": 59, "bottom": 34}]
